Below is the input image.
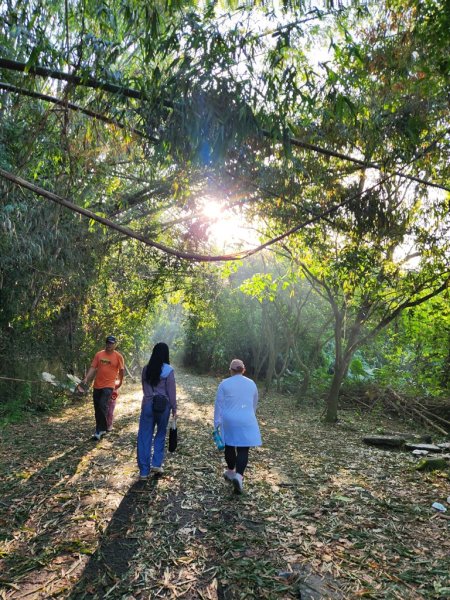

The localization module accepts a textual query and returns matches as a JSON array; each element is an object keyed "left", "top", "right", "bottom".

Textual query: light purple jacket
[{"left": 141, "top": 363, "right": 176, "bottom": 412}]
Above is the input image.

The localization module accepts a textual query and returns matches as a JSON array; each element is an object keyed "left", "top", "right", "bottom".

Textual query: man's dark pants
[{"left": 93, "top": 388, "right": 113, "bottom": 433}]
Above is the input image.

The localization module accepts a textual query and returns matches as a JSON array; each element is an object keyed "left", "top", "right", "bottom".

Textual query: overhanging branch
[
  {"left": 1, "top": 58, "right": 448, "bottom": 192},
  {"left": 0, "top": 167, "right": 247, "bottom": 262},
  {"left": 0, "top": 165, "right": 388, "bottom": 263},
  {"left": 0, "top": 81, "right": 147, "bottom": 138}
]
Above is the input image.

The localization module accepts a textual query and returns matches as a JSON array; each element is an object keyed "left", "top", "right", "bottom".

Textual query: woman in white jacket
[{"left": 214, "top": 358, "right": 262, "bottom": 494}]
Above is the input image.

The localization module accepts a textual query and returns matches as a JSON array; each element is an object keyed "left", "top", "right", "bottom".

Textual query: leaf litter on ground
[{"left": 0, "top": 368, "right": 449, "bottom": 599}]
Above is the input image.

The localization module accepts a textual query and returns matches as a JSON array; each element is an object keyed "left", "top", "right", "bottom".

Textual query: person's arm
[
  {"left": 253, "top": 385, "right": 259, "bottom": 412},
  {"left": 166, "top": 370, "right": 177, "bottom": 417},
  {"left": 115, "top": 354, "right": 125, "bottom": 389},
  {"left": 141, "top": 367, "right": 152, "bottom": 403},
  {"left": 214, "top": 384, "right": 224, "bottom": 429},
  {"left": 115, "top": 368, "right": 124, "bottom": 389},
  {"left": 77, "top": 366, "right": 96, "bottom": 392}
]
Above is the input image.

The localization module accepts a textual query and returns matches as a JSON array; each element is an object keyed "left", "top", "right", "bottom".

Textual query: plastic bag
[{"left": 212, "top": 426, "right": 225, "bottom": 451}]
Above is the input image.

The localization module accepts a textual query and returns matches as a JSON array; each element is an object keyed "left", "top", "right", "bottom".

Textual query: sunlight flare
[{"left": 200, "top": 196, "right": 258, "bottom": 251}]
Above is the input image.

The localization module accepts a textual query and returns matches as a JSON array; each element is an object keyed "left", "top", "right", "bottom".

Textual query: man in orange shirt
[{"left": 78, "top": 335, "right": 125, "bottom": 441}]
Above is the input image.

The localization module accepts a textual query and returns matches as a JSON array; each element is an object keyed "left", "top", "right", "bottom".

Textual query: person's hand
[
  {"left": 172, "top": 411, "right": 177, "bottom": 419},
  {"left": 76, "top": 382, "right": 87, "bottom": 394}
]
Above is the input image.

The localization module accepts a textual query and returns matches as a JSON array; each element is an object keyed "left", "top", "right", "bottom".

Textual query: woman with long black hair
[{"left": 137, "top": 342, "right": 177, "bottom": 479}]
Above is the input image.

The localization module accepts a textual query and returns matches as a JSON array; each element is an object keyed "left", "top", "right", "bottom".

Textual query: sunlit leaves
[{"left": 240, "top": 272, "right": 278, "bottom": 302}]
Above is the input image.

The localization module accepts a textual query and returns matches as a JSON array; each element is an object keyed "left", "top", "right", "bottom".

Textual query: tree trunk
[
  {"left": 324, "top": 364, "right": 347, "bottom": 422},
  {"left": 265, "top": 342, "right": 276, "bottom": 391},
  {"left": 298, "top": 367, "right": 310, "bottom": 401},
  {"left": 262, "top": 303, "right": 277, "bottom": 391}
]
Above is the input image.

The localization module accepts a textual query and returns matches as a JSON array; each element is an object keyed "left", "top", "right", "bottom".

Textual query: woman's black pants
[{"left": 224, "top": 445, "right": 250, "bottom": 476}]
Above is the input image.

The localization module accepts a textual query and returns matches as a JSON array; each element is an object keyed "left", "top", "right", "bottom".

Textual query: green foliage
[
  {"left": 182, "top": 267, "right": 254, "bottom": 372},
  {"left": 369, "top": 297, "right": 450, "bottom": 397},
  {"left": 415, "top": 457, "right": 449, "bottom": 472},
  {"left": 0, "top": 379, "right": 70, "bottom": 426},
  {"left": 348, "top": 356, "right": 373, "bottom": 380},
  {"left": 0, "top": 0, "right": 449, "bottom": 424},
  {"left": 0, "top": 380, "right": 31, "bottom": 421},
  {"left": 181, "top": 254, "right": 333, "bottom": 401}
]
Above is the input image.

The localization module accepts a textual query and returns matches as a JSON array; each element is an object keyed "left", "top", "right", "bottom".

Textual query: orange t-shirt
[{"left": 92, "top": 350, "right": 125, "bottom": 389}]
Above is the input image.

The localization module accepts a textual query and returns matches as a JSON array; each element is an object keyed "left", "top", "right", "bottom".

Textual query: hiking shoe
[
  {"left": 223, "top": 469, "right": 235, "bottom": 482},
  {"left": 233, "top": 474, "right": 244, "bottom": 494},
  {"left": 91, "top": 431, "right": 106, "bottom": 441},
  {"left": 139, "top": 474, "right": 149, "bottom": 481},
  {"left": 151, "top": 466, "right": 164, "bottom": 474}
]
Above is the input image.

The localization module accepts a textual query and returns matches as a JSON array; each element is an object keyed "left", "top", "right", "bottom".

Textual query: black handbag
[
  {"left": 152, "top": 393, "right": 168, "bottom": 413},
  {"left": 151, "top": 379, "right": 169, "bottom": 413},
  {"left": 168, "top": 419, "right": 178, "bottom": 452}
]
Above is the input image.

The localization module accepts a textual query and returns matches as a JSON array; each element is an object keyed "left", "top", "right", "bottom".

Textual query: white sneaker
[
  {"left": 233, "top": 473, "right": 243, "bottom": 494},
  {"left": 151, "top": 466, "right": 164, "bottom": 474},
  {"left": 92, "top": 431, "right": 106, "bottom": 441},
  {"left": 223, "top": 469, "right": 235, "bottom": 482}
]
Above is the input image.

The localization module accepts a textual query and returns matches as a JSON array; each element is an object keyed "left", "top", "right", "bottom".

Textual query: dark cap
[{"left": 105, "top": 335, "right": 117, "bottom": 344}]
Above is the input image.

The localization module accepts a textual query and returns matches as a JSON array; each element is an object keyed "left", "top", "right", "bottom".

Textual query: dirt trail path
[{"left": 0, "top": 369, "right": 449, "bottom": 599}]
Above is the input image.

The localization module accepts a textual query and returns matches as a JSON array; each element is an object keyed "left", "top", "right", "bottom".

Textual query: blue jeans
[{"left": 137, "top": 401, "right": 170, "bottom": 476}]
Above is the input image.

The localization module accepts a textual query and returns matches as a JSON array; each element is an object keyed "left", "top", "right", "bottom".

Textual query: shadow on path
[{"left": 68, "top": 477, "right": 159, "bottom": 600}]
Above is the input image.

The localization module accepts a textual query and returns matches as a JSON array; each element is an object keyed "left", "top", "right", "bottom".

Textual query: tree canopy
[{"left": 0, "top": 0, "right": 448, "bottom": 421}]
